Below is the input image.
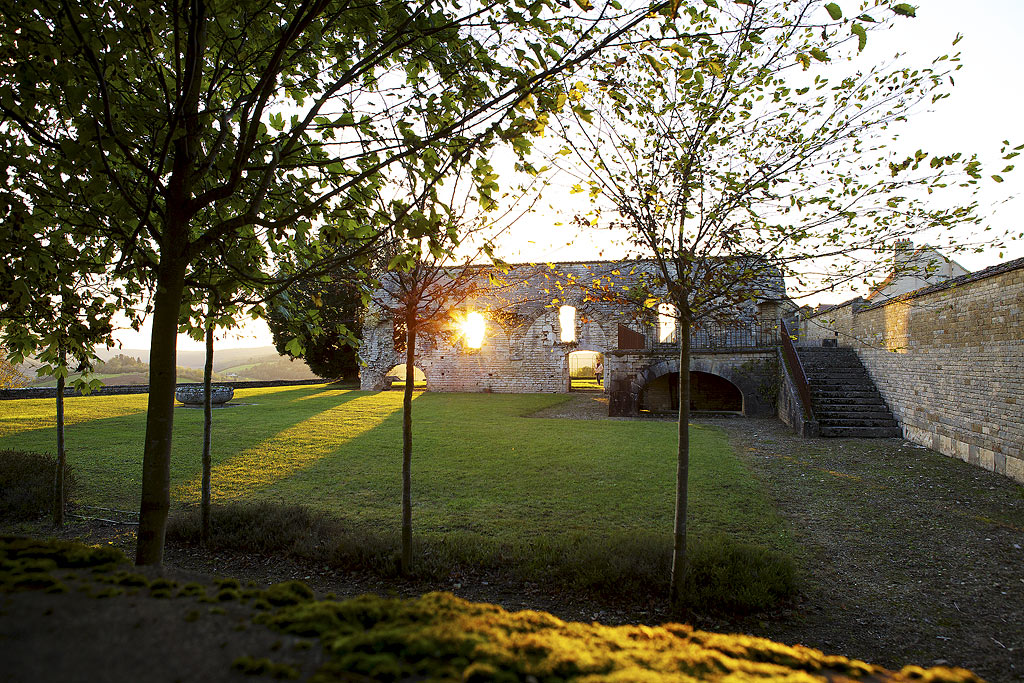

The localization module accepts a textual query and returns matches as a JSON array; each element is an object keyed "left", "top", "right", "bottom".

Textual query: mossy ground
[{"left": 0, "top": 537, "right": 981, "bottom": 683}]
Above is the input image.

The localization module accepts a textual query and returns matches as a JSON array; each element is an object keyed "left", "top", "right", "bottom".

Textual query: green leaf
[
  {"left": 991, "top": 174, "right": 1004, "bottom": 183},
  {"left": 851, "top": 23, "right": 867, "bottom": 51},
  {"left": 893, "top": 3, "right": 916, "bottom": 17},
  {"left": 285, "top": 337, "right": 305, "bottom": 356},
  {"left": 825, "top": 3, "right": 842, "bottom": 20},
  {"left": 642, "top": 54, "right": 663, "bottom": 75},
  {"left": 810, "top": 47, "right": 828, "bottom": 62}
]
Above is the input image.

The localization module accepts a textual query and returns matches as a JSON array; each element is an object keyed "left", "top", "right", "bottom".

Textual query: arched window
[{"left": 559, "top": 305, "right": 576, "bottom": 343}]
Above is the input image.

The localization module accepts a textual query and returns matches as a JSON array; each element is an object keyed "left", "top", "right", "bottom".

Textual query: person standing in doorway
[{"left": 595, "top": 357, "right": 603, "bottom": 386}]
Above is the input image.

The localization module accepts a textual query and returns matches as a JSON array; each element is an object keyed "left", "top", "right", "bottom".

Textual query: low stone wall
[
  {"left": 801, "top": 258, "right": 1024, "bottom": 483},
  {"left": 777, "top": 349, "right": 818, "bottom": 437},
  {"left": 0, "top": 378, "right": 327, "bottom": 401}
]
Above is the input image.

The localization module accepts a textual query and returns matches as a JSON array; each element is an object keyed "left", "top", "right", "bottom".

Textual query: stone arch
[
  {"left": 384, "top": 363, "right": 428, "bottom": 390},
  {"left": 632, "top": 360, "right": 750, "bottom": 415}
]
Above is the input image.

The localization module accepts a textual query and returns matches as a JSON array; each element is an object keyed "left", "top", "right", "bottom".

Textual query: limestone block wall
[
  {"left": 405, "top": 308, "right": 613, "bottom": 394},
  {"left": 359, "top": 259, "right": 785, "bottom": 397},
  {"left": 803, "top": 258, "right": 1024, "bottom": 483}
]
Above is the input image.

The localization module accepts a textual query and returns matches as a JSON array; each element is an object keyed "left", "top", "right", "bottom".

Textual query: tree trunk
[
  {"left": 52, "top": 352, "right": 66, "bottom": 529},
  {"left": 201, "top": 307, "right": 214, "bottom": 546},
  {"left": 400, "top": 308, "right": 416, "bottom": 575},
  {"left": 135, "top": 258, "right": 188, "bottom": 566},
  {"left": 669, "top": 310, "right": 692, "bottom": 608},
  {"left": 136, "top": 0, "right": 204, "bottom": 566}
]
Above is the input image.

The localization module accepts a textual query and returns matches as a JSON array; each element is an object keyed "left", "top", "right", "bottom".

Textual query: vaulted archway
[{"left": 639, "top": 369, "right": 743, "bottom": 413}]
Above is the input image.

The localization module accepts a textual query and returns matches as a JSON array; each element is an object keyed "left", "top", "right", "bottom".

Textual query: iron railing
[{"left": 646, "top": 320, "right": 780, "bottom": 351}]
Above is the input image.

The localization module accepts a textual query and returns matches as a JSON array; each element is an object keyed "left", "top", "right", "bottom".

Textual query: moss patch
[{"left": 256, "top": 591, "right": 981, "bottom": 682}]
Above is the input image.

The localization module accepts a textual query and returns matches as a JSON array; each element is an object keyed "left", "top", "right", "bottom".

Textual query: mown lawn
[{"left": 0, "top": 386, "right": 789, "bottom": 552}]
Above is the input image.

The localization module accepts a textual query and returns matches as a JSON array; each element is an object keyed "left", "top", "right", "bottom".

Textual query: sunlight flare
[{"left": 460, "top": 311, "right": 486, "bottom": 348}]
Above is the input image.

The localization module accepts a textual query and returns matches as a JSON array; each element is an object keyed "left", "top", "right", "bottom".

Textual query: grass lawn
[{"left": 0, "top": 386, "right": 789, "bottom": 552}]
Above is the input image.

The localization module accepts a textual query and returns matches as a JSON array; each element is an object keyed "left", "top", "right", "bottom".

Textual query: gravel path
[{"left": 705, "top": 417, "right": 1024, "bottom": 682}]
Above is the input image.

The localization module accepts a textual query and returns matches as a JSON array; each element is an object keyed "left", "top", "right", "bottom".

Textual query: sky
[{"left": 115, "top": 0, "right": 1023, "bottom": 352}]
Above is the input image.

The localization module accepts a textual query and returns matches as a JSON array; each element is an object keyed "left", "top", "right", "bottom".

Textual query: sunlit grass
[
  {"left": 175, "top": 393, "right": 407, "bottom": 500},
  {"left": 0, "top": 393, "right": 149, "bottom": 436},
  {"left": 0, "top": 387, "right": 790, "bottom": 553}
]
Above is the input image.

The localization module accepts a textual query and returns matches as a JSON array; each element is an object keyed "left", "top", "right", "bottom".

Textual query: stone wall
[
  {"left": 777, "top": 349, "right": 818, "bottom": 437},
  {"left": 801, "top": 258, "right": 1024, "bottom": 483},
  {"left": 0, "top": 378, "right": 326, "bottom": 401},
  {"left": 359, "top": 262, "right": 650, "bottom": 393},
  {"left": 360, "top": 260, "right": 781, "bottom": 395}
]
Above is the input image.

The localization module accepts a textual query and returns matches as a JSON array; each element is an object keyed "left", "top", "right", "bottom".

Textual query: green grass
[{"left": 0, "top": 387, "right": 789, "bottom": 553}]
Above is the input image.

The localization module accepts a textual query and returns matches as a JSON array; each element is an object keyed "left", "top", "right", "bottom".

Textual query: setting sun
[{"left": 461, "top": 311, "right": 486, "bottom": 348}]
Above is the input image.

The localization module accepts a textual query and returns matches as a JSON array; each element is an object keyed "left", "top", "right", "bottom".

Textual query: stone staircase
[{"left": 796, "top": 347, "right": 902, "bottom": 438}]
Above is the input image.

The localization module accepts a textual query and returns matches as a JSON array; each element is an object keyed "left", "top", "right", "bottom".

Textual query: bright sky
[
  {"left": 115, "top": 0, "right": 1023, "bottom": 351},
  {"left": 501, "top": 0, "right": 1024, "bottom": 267}
]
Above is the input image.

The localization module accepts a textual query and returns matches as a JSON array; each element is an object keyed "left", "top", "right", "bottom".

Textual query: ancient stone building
[{"left": 359, "top": 260, "right": 786, "bottom": 417}]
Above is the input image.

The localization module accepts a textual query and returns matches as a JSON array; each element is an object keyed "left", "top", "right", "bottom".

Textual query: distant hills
[{"left": 19, "top": 347, "right": 321, "bottom": 387}]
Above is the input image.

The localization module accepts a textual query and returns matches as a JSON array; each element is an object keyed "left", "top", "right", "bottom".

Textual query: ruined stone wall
[
  {"left": 359, "top": 262, "right": 630, "bottom": 393},
  {"left": 360, "top": 259, "right": 786, "bottom": 400},
  {"left": 803, "top": 258, "right": 1024, "bottom": 483}
]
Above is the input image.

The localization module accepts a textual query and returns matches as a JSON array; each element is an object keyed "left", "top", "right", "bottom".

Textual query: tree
[
  {"left": 556, "top": 0, "right": 1012, "bottom": 607},
  {"left": 266, "top": 272, "right": 365, "bottom": 382},
  {"left": 0, "top": 218, "right": 138, "bottom": 527},
  {"left": 386, "top": 249, "right": 497, "bottom": 575},
  {"left": 2, "top": 0, "right": 666, "bottom": 564}
]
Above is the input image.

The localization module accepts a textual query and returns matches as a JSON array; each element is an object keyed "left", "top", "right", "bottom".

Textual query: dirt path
[{"left": 703, "top": 417, "right": 1024, "bottom": 682}]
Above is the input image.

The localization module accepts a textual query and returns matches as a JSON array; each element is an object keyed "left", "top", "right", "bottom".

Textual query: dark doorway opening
[{"left": 641, "top": 371, "right": 743, "bottom": 413}]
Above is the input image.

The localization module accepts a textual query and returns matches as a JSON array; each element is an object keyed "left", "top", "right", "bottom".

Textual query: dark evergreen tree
[{"left": 266, "top": 276, "right": 363, "bottom": 382}]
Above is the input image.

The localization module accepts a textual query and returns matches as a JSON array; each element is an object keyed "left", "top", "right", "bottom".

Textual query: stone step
[
  {"left": 812, "top": 394, "right": 888, "bottom": 404},
  {"left": 820, "top": 425, "right": 903, "bottom": 438},
  {"left": 818, "top": 416, "right": 901, "bottom": 428},
  {"left": 812, "top": 404, "right": 896, "bottom": 416},
  {"left": 802, "top": 364, "right": 867, "bottom": 373},
  {"left": 809, "top": 378, "right": 875, "bottom": 389},
  {"left": 802, "top": 370, "right": 868, "bottom": 382},
  {"left": 796, "top": 346, "right": 900, "bottom": 439},
  {"left": 811, "top": 388, "right": 883, "bottom": 400}
]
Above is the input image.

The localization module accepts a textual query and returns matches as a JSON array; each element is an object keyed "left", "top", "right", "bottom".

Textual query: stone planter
[{"left": 175, "top": 384, "right": 234, "bottom": 405}]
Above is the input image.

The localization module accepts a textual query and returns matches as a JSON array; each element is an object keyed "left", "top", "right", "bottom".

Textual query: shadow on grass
[{"left": 167, "top": 501, "right": 796, "bottom": 616}]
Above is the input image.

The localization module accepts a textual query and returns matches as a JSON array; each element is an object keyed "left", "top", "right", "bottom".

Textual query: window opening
[
  {"left": 658, "top": 303, "right": 677, "bottom": 343},
  {"left": 559, "top": 305, "right": 576, "bottom": 343},
  {"left": 461, "top": 311, "right": 486, "bottom": 348}
]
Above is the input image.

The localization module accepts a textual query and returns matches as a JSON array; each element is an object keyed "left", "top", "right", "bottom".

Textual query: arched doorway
[
  {"left": 640, "top": 371, "right": 743, "bottom": 413},
  {"left": 385, "top": 364, "right": 427, "bottom": 390}
]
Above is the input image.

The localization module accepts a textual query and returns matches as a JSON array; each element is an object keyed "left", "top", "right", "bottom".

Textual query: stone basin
[{"left": 175, "top": 384, "right": 234, "bottom": 405}]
